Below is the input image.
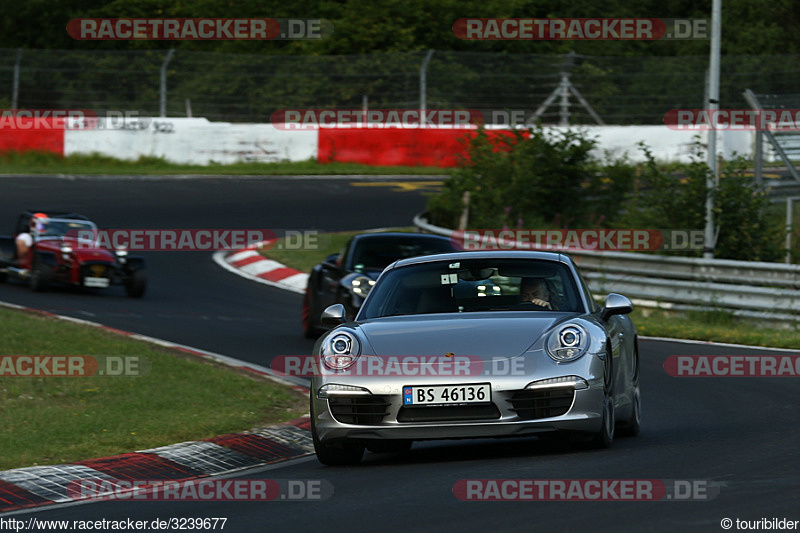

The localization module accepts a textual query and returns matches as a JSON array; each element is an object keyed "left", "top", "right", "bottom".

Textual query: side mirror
[
  {"left": 600, "top": 293, "right": 633, "bottom": 321},
  {"left": 321, "top": 304, "right": 346, "bottom": 326}
]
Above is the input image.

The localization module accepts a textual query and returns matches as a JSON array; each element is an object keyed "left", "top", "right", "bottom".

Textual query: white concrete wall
[
  {"left": 64, "top": 117, "right": 318, "bottom": 165},
  {"left": 552, "top": 126, "right": 752, "bottom": 163},
  {"left": 64, "top": 118, "right": 753, "bottom": 165}
]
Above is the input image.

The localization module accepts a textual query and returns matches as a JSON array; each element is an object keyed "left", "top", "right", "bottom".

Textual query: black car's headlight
[
  {"left": 342, "top": 274, "right": 376, "bottom": 298},
  {"left": 321, "top": 330, "right": 361, "bottom": 370},
  {"left": 351, "top": 275, "right": 375, "bottom": 296},
  {"left": 545, "top": 324, "right": 589, "bottom": 362}
]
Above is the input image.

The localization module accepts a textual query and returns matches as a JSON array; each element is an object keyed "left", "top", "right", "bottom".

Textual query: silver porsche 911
[{"left": 310, "top": 250, "right": 640, "bottom": 465}]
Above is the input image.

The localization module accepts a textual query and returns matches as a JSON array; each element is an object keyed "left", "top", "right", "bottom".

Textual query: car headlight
[
  {"left": 60, "top": 245, "right": 73, "bottom": 254},
  {"left": 545, "top": 324, "right": 589, "bottom": 362},
  {"left": 321, "top": 330, "right": 361, "bottom": 370},
  {"left": 349, "top": 275, "right": 376, "bottom": 297}
]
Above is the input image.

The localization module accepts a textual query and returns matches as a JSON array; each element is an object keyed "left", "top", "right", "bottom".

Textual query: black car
[{"left": 302, "top": 232, "right": 458, "bottom": 337}]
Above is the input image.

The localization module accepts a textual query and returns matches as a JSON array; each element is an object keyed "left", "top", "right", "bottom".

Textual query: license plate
[
  {"left": 403, "top": 384, "right": 491, "bottom": 407},
  {"left": 84, "top": 277, "right": 110, "bottom": 288}
]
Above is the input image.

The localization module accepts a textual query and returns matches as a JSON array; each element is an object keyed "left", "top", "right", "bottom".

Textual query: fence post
[
  {"left": 704, "top": 0, "right": 722, "bottom": 260},
  {"left": 160, "top": 49, "right": 175, "bottom": 117},
  {"left": 11, "top": 48, "right": 22, "bottom": 110},
  {"left": 420, "top": 49, "right": 434, "bottom": 112}
]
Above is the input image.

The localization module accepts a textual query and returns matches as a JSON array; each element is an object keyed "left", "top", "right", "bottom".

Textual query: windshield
[
  {"left": 349, "top": 236, "right": 455, "bottom": 272},
  {"left": 35, "top": 218, "right": 97, "bottom": 240},
  {"left": 358, "top": 258, "right": 584, "bottom": 319}
]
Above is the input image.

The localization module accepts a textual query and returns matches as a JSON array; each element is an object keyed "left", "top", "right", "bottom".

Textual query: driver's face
[{"left": 521, "top": 280, "right": 549, "bottom": 301}]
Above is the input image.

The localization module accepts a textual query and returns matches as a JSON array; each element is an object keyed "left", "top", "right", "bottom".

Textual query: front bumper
[{"left": 311, "top": 378, "right": 606, "bottom": 443}]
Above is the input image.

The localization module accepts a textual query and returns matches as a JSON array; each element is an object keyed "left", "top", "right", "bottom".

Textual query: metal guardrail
[{"left": 413, "top": 213, "right": 800, "bottom": 325}]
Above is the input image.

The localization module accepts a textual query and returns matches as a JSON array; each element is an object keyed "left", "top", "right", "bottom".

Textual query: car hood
[
  {"left": 36, "top": 239, "right": 117, "bottom": 263},
  {"left": 70, "top": 248, "right": 117, "bottom": 263},
  {"left": 355, "top": 313, "right": 567, "bottom": 360}
]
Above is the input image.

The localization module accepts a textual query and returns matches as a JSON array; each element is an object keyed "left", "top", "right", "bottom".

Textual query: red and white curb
[
  {"left": 0, "top": 417, "right": 313, "bottom": 514},
  {"left": 0, "top": 301, "right": 313, "bottom": 515},
  {"left": 213, "top": 239, "right": 308, "bottom": 294}
]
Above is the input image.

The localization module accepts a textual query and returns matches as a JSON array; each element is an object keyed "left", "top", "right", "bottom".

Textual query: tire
[
  {"left": 366, "top": 440, "right": 412, "bottom": 454},
  {"left": 302, "top": 287, "right": 319, "bottom": 339},
  {"left": 617, "top": 345, "right": 641, "bottom": 437},
  {"left": 311, "top": 397, "right": 364, "bottom": 466},
  {"left": 125, "top": 269, "right": 146, "bottom": 298},
  {"left": 589, "top": 346, "right": 615, "bottom": 449},
  {"left": 29, "top": 258, "right": 53, "bottom": 292}
]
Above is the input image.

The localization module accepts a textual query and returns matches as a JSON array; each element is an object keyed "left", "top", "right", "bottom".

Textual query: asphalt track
[{"left": 1, "top": 176, "right": 798, "bottom": 532}]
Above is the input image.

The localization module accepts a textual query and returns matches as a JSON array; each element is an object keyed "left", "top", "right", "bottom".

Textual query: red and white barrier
[{"left": 1, "top": 117, "right": 753, "bottom": 166}]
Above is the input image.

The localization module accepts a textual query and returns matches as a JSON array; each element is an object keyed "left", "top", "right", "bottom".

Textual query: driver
[
  {"left": 15, "top": 212, "right": 47, "bottom": 267},
  {"left": 520, "top": 277, "right": 558, "bottom": 310}
]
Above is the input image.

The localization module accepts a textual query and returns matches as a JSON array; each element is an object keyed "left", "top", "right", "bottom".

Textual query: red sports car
[{"left": 0, "top": 210, "right": 146, "bottom": 297}]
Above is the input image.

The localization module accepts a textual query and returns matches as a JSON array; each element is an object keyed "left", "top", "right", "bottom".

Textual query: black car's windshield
[
  {"left": 359, "top": 258, "right": 583, "bottom": 319},
  {"left": 349, "top": 236, "right": 454, "bottom": 272}
]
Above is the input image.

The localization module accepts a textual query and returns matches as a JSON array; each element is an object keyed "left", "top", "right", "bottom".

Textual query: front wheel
[
  {"left": 302, "top": 288, "right": 319, "bottom": 339},
  {"left": 589, "top": 348, "right": 615, "bottom": 449},
  {"left": 29, "top": 259, "right": 53, "bottom": 292},
  {"left": 125, "top": 269, "right": 146, "bottom": 298},
  {"left": 618, "top": 346, "right": 641, "bottom": 437}
]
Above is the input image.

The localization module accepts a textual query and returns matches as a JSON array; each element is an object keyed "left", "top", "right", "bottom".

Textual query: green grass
[
  {"left": 0, "top": 151, "right": 447, "bottom": 176},
  {"left": 0, "top": 306, "right": 308, "bottom": 471},
  {"left": 631, "top": 308, "right": 800, "bottom": 349},
  {"left": 263, "top": 229, "right": 800, "bottom": 349}
]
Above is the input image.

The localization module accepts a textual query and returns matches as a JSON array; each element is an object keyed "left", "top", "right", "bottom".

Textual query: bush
[
  {"left": 427, "top": 130, "right": 785, "bottom": 262},
  {"left": 713, "top": 160, "right": 784, "bottom": 262},
  {"left": 427, "top": 126, "right": 628, "bottom": 229}
]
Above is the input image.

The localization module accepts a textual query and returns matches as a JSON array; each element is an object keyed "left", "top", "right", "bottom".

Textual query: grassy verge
[
  {"left": 0, "top": 151, "right": 447, "bottom": 176},
  {"left": 263, "top": 229, "right": 800, "bottom": 350},
  {"left": 0, "top": 306, "right": 307, "bottom": 471},
  {"left": 631, "top": 308, "right": 799, "bottom": 349}
]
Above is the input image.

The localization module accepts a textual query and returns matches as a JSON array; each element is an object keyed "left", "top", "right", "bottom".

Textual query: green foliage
[
  {"left": 618, "top": 142, "right": 708, "bottom": 235},
  {"left": 427, "top": 130, "right": 785, "bottom": 263},
  {"left": 2, "top": 0, "right": 798, "bottom": 56},
  {"left": 713, "top": 160, "right": 784, "bottom": 262},
  {"left": 428, "top": 127, "right": 602, "bottom": 229}
]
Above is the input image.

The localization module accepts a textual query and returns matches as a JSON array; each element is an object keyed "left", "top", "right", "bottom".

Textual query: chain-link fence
[{"left": 2, "top": 48, "right": 799, "bottom": 124}]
